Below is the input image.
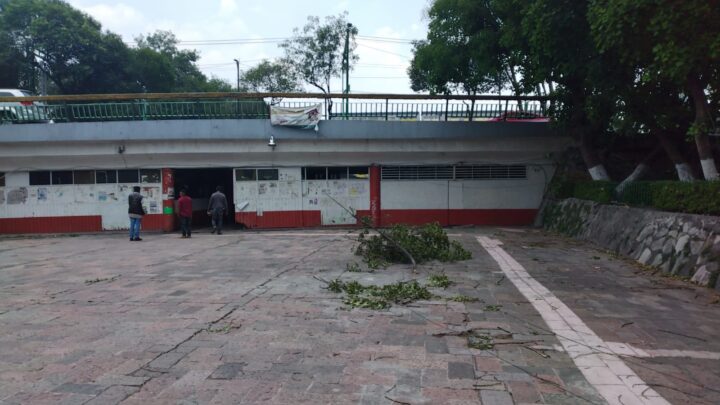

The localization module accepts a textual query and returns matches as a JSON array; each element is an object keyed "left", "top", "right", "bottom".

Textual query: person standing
[
  {"left": 128, "top": 186, "right": 145, "bottom": 241},
  {"left": 207, "top": 185, "right": 228, "bottom": 235},
  {"left": 177, "top": 189, "right": 193, "bottom": 238}
]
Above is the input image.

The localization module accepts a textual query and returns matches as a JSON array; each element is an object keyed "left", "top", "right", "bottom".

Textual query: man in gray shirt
[{"left": 207, "top": 186, "right": 228, "bottom": 234}]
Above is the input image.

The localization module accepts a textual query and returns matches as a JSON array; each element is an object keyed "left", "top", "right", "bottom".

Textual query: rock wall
[{"left": 543, "top": 198, "right": 720, "bottom": 289}]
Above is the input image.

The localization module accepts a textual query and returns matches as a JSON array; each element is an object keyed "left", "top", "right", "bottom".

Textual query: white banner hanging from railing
[{"left": 270, "top": 103, "right": 322, "bottom": 130}]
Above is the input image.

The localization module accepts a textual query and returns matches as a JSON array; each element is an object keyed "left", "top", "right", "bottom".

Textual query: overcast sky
[{"left": 65, "top": 0, "right": 431, "bottom": 94}]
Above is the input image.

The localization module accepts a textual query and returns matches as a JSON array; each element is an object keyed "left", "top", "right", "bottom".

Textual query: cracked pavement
[{"left": 0, "top": 228, "right": 718, "bottom": 404}]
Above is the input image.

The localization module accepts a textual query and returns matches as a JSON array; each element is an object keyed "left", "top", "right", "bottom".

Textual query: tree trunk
[
  {"left": 615, "top": 146, "right": 662, "bottom": 195},
  {"left": 579, "top": 131, "right": 611, "bottom": 180},
  {"left": 655, "top": 131, "right": 695, "bottom": 181},
  {"left": 506, "top": 65, "right": 524, "bottom": 112},
  {"left": 687, "top": 75, "right": 719, "bottom": 180}
]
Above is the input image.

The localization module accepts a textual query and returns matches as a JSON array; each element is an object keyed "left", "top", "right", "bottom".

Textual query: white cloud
[
  {"left": 219, "top": 0, "right": 238, "bottom": 14},
  {"left": 71, "top": 2, "right": 147, "bottom": 39}
]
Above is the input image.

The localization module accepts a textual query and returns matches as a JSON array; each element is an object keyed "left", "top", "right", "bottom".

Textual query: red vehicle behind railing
[{"left": 488, "top": 110, "right": 550, "bottom": 122}]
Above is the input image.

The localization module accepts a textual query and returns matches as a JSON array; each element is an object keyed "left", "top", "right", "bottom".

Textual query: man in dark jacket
[
  {"left": 128, "top": 186, "right": 145, "bottom": 241},
  {"left": 207, "top": 186, "right": 228, "bottom": 235}
]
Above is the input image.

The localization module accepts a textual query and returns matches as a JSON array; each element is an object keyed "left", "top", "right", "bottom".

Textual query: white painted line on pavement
[
  {"left": 604, "top": 342, "right": 720, "bottom": 360},
  {"left": 477, "top": 236, "right": 671, "bottom": 405}
]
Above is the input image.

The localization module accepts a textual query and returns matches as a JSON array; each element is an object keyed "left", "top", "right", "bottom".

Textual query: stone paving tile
[{"left": 1, "top": 228, "right": 718, "bottom": 403}]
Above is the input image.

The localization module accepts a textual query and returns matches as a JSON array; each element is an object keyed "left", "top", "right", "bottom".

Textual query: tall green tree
[
  {"left": 280, "top": 13, "right": 358, "bottom": 113},
  {"left": 409, "top": 0, "right": 524, "bottom": 98},
  {"left": 512, "top": 0, "right": 634, "bottom": 180},
  {"left": 240, "top": 60, "right": 301, "bottom": 103},
  {"left": 240, "top": 60, "right": 300, "bottom": 93},
  {"left": 0, "top": 0, "right": 135, "bottom": 93},
  {"left": 134, "top": 31, "right": 230, "bottom": 92},
  {"left": 589, "top": 0, "right": 720, "bottom": 180}
]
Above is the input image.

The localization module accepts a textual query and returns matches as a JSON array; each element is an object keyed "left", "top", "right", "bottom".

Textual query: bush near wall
[{"left": 553, "top": 180, "right": 720, "bottom": 216}]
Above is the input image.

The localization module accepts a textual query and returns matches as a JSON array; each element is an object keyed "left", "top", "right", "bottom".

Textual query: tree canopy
[
  {"left": 280, "top": 13, "right": 358, "bottom": 95},
  {"left": 411, "top": 0, "right": 720, "bottom": 181},
  {"left": 0, "top": 0, "right": 231, "bottom": 94}
]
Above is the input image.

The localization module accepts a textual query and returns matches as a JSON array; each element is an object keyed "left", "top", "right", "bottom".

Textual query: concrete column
[
  {"left": 369, "top": 165, "right": 381, "bottom": 227},
  {"left": 161, "top": 168, "right": 175, "bottom": 232}
]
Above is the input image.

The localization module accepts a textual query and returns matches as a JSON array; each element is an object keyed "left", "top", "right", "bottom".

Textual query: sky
[{"left": 65, "top": 0, "right": 431, "bottom": 94}]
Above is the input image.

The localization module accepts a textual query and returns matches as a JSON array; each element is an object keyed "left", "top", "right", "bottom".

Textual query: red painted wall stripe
[
  {"left": 0, "top": 216, "right": 102, "bottom": 234},
  {"left": 141, "top": 214, "right": 166, "bottom": 231},
  {"left": 369, "top": 165, "right": 381, "bottom": 227},
  {"left": 161, "top": 168, "right": 175, "bottom": 232},
  {"left": 236, "top": 211, "right": 322, "bottom": 229},
  {"left": 381, "top": 209, "right": 538, "bottom": 226},
  {"left": 0, "top": 209, "right": 537, "bottom": 234}
]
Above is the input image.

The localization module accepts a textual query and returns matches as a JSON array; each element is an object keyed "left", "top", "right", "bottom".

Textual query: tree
[
  {"left": 409, "top": 0, "right": 537, "bottom": 120},
  {"left": 240, "top": 60, "right": 301, "bottom": 103},
  {"left": 0, "top": 0, "right": 136, "bottom": 93},
  {"left": 589, "top": 0, "right": 720, "bottom": 180},
  {"left": 134, "top": 31, "right": 230, "bottom": 92},
  {"left": 280, "top": 13, "right": 358, "bottom": 114},
  {"left": 409, "top": 0, "right": 526, "bottom": 100}
]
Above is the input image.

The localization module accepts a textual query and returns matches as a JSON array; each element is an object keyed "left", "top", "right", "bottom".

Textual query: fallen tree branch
[
  {"left": 657, "top": 329, "right": 707, "bottom": 342},
  {"left": 323, "top": 191, "right": 417, "bottom": 270}
]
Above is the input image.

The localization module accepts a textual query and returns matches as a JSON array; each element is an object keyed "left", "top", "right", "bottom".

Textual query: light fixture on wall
[{"left": 268, "top": 136, "right": 277, "bottom": 149}]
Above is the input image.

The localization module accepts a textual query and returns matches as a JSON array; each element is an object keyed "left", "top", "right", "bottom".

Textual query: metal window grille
[{"left": 382, "top": 165, "right": 526, "bottom": 180}]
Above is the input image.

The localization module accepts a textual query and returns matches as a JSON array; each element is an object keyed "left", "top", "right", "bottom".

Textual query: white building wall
[
  {"left": 0, "top": 171, "right": 162, "bottom": 230},
  {"left": 382, "top": 164, "right": 552, "bottom": 210},
  {"left": 233, "top": 167, "right": 370, "bottom": 225}
]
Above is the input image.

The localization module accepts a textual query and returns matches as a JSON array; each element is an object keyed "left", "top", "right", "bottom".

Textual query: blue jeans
[{"left": 129, "top": 217, "right": 142, "bottom": 239}]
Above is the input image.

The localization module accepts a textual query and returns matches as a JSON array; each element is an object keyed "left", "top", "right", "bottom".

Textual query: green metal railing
[{"left": 0, "top": 93, "right": 550, "bottom": 124}]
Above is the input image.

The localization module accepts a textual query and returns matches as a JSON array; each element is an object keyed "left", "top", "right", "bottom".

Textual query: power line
[
  {"left": 124, "top": 35, "right": 422, "bottom": 47},
  {"left": 357, "top": 43, "right": 412, "bottom": 59},
  {"left": 357, "top": 35, "right": 418, "bottom": 43}
]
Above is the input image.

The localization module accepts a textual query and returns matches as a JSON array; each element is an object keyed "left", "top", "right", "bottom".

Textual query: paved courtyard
[{"left": 0, "top": 228, "right": 718, "bottom": 404}]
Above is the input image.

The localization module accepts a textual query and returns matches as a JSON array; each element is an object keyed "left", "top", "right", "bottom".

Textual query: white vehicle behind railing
[{"left": 0, "top": 89, "right": 53, "bottom": 123}]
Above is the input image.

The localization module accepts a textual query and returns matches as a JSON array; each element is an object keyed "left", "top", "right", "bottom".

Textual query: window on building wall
[
  {"left": 328, "top": 167, "right": 348, "bottom": 180},
  {"left": 73, "top": 170, "right": 95, "bottom": 184},
  {"left": 257, "top": 169, "right": 279, "bottom": 181},
  {"left": 305, "top": 167, "right": 327, "bottom": 180},
  {"left": 349, "top": 167, "right": 369, "bottom": 179},
  {"left": 29, "top": 171, "right": 51, "bottom": 185},
  {"left": 140, "top": 169, "right": 161, "bottom": 183},
  {"left": 96, "top": 170, "right": 117, "bottom": 184},
  {"left": 51, "top": 171, "right": 73, "bottom": 185},
  {"left": 117, "top": 169, "right": 139, "bottom": 183},
  {"left": 0, "top": 172, "right": 5, "bottom": 187},
  {"left": 235, "top": 169, "right": 256, "bottom": 181}
]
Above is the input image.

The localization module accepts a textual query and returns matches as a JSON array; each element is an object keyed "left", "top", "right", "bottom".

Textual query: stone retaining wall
[{"left": 543, "top": 198, "right": 720, "bottom": 289}]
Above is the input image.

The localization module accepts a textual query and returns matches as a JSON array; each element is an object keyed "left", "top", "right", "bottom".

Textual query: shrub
[{"left": 562, "top": 180, "right": 720, "bottom": 216}]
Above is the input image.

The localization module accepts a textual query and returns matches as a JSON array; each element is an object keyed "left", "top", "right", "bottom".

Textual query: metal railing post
[
  {"left": 445, "top": 98, "right": 449, "bottom": 122},
  {"left": 385, "top": 99, "right": 389, "bottom": 121},
  {"left": 504, "top": 100, "right": 509, "bottom": 121}
]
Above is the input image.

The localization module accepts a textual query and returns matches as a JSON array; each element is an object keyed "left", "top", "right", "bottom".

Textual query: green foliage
[
  {"left": 346, "top": 262, "right": 362, "bottom": 272},
  {"left": 427, "top": 273, "right": 452, "bottom": 289},
  {"left": 280, "top": 13, "right": 357, "bottom": 94},
  {"left": 643, "top": 182, "right": 720, "bottom": 215},
  {"left": 327, "top": 280, "right": 434, "bottom": 310},
  {"left": 560, "top": 181, "right": 720, "bottom": 215},
  {"left": 240, "top": 60, "right": 301, "bottom": 94},
  {"left": 483, "top": 304, "right": 502, "bottom": 312},
  {"left": 354, "top": 223, "right": 472, "bottom": 268},
  {"left": 467, "top": 333, "right": 494, "bottom": 350},
  {"left": 573, "top": 181, "right": 616, "bottom": 204},
  {"left": 447, "top": 295, "right": 480, "bottom": 303},
  {"left": 0, "top": 2, "right": 230, "bottom": 94}
]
